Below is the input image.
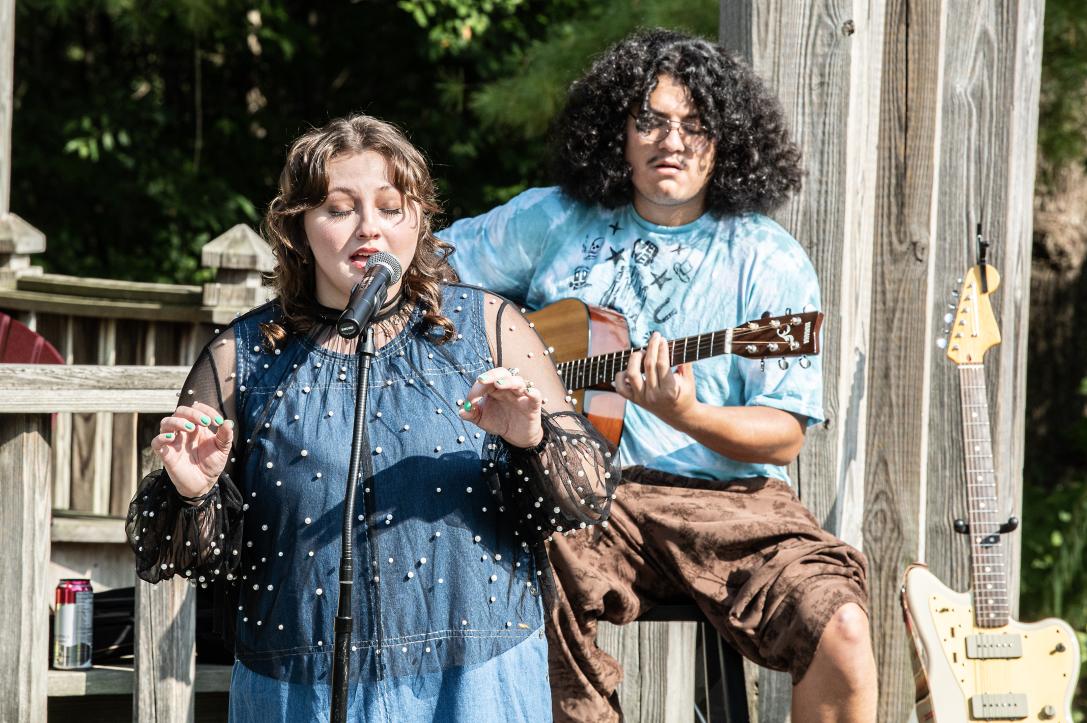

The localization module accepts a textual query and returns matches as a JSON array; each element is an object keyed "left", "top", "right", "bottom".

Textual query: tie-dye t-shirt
[{"left": 439, "top": 186, "right": 824, "bottom": 483}]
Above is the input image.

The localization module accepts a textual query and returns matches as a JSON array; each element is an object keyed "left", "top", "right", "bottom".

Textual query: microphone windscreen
[{"left": 366, "top": 251, "right": 403, "bottom": 284}]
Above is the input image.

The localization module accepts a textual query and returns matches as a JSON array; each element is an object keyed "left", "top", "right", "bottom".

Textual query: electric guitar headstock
[{"left": 944, "top": 264, "right": 1001, "bottom": 366}]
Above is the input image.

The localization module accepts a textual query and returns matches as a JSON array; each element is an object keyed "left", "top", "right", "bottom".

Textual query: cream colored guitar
[{"left": 901, "top": 263, "right": 1080, "bottom": 722}]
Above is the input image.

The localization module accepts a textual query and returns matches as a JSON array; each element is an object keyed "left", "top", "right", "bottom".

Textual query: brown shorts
[{"left": 544, "top": 466, "right": 869, "bottom": 723}]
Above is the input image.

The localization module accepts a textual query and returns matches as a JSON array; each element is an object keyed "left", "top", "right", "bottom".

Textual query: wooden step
[
  {"left": 48, "top": 663, "right": 232, "bottom": 697},
  {"left": 51, "top": 511, "right": 127, "bottom": 544}
]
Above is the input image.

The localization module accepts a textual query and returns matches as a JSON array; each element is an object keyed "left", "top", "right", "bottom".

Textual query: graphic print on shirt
[{"left": 582, "top": 234, "right": 605, "bottom": 261}]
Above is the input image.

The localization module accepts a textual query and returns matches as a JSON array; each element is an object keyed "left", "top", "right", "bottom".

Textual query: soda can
[{"left": 53, "top": 579, "right": 93, "bottom": 669}]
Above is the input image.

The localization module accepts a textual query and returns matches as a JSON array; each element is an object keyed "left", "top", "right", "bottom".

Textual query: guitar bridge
[
  {"left": 969, "top": 693, "right": 1028, "bottom": 719},
  {"left": 966, "top": 633, "right": 1023, "bottom": 659}
]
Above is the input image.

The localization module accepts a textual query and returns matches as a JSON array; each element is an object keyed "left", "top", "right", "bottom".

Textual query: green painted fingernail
[
  {"left": 494, "top": 378, "right": 504, "bottom": 386},
  {"left": 199, "top": 415, "right": 211, "bottom": 426},
  {"left": 214, "top": 416, "right": 224, "bottom": 425},
  {"left": 164, "top": 433, "right": 175, "bottom": 440},
  {"left": 463, "top": 401, "right": 472, "bottom": 412},
  {"left": 184, "top": 422, "right": 195, "bottom": 431},
  {"left": 478, "top": 374, "right": 490, "bottom": 383}
]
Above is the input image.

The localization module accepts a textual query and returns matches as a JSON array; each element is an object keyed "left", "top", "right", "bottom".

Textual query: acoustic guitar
[
  {"left": 901, "top": 264, "right": 1081, "bottom": 721},
  {"left": 525, "top": 298, "right": 823, "bottom": 445}
]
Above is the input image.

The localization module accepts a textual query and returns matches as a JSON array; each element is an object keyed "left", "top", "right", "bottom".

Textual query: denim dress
[
  {"left": 229, "top": 285, "right": 550, "bottom": 720},
  {"left": 127, "top": 283, "right": 618, "bottom": 722}
]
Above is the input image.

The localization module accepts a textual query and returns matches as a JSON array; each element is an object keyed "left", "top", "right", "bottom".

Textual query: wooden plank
[
  {"left": 721, "top": 3, "right": 887, "bottom": 719},
  {"left": 0, "top": 388, "right": 183, "bottom": 413},
  {"left": 924, "top": 0, "right": 1042, "bottom": 620},
  {"left": 50, "top": 541, "right": 134, "bottom": 593},
  {"left": 36, "top": 313, "right": 75, "bottom": 509},
  {"left": 51, "top": 513, "right": 126, "bottom": 544},
  {"left": 111, "top": 319, "right": 142, "bottom": 516},
  {"left": 92, "top": 318, "right": 117, "bottom": 515},
  {"left": 70, "top": 317, "right": 98, "bottom": 512},
  {"left": 48, "top": 663, "right": 232, "bottom": 697},
  {"left": 134, "top": 448, "right": 197, "bottom": 723},
  {"left": 0, "top": 288, "right": 214, "bottom": 322},
  {"left": 0, "top": 0, "right": 13, "bottom": 217},
  {"left": 597, "top": 621, "right": 696, "bottom": 722},
  {"left": 0, "top": 364, "right": 188, "bottom": 413},
  {"left": 994, "top": 0, "right": 1043, "bottom": 612},
  {"left": 0, "top": 413, "right": 51, "bottom": 723},
  {"left": 857, "top": 2, "right": 948, "bottom": 721},
  {"left": 18, "top": 273, "right": 203, "bottom": 304}
]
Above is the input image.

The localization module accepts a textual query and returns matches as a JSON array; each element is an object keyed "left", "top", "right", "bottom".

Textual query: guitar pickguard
[{"left": 903, "top": 565, "right": 1080, "bottom": 722}]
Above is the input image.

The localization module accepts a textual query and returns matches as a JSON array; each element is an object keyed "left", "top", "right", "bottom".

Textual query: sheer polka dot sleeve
[
  {"left": 481, "top": 295, "right": 619, "bottom": 540},
  {"left": 126, "top": 328, "right": 244, "bottom": 586}
]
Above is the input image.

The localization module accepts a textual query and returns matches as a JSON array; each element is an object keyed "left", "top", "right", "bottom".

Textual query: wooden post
[
  {"left": 718, "top": 0, "right": 1043, "bottom": 719},
  {"left": 201, "top": 223, "right": 275, "bottom": 309},
  {"left": 0, "top": 413, "right": 51, "bottom": 723},
  {"left": 133, "top": 447, "right": 197, "bottom": 723},
  {"left": 1, "top": 0, "right": 14, "bottom": 217},
  {"left": 721, "top": 2, "right": 887, "bottom": 719},
  {"left": 597, "top": 621, "right": 696, "bottom": 723},
  {"left": 0, "top": 0, "right": 45, "bottom": 289}
]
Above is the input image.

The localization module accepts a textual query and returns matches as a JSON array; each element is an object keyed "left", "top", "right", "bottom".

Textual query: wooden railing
[
  {"left": 0, "top": 224, "right": 272, "bottom": 723},
  {"left": 0, "top": 364, "right": 230, "bottom": 722}
]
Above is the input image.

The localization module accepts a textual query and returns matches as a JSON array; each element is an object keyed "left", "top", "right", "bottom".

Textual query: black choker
[{"left": 314, "top": 294, "right": 408, "bottom": 327}]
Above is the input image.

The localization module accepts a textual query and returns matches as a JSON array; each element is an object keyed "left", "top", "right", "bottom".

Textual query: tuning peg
[
  {"left": 778, "top": 359, "right": 789, "bottom": 370},
  {"left": 936, "top": 338, "right": 948, "bottom": 349},
  {"left": 943, "top": 313, "right": 954, "bottom": 324}
]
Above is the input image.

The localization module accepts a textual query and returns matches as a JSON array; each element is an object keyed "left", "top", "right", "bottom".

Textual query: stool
[{"left": 638, "top": 602, "right": 751, "bottom": 723}]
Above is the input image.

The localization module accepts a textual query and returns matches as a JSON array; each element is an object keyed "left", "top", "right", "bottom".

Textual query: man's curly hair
[{"left": 551, "top": 28, "right": 803, "bottom": 215}]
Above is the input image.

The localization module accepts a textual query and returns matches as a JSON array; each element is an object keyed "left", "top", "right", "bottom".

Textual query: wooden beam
[
  {"left": 0, "top": 413, "right": 50, "bottom": 722},
  {"left": 0, "top": 364, "right": 188, "bottom": 413},
  {"left": 17, "top": 273, "right": 203, "bottom": 304},
  {"left": 51, "top": 513, "right": 127, "bottom": 544},
  {"left": 721, "top": 2, "right": 888, "bottom": 718},
  {"left": 48, "top": 663, "right": 232, "bottom": 697},
  {"left": 134, "top": 449, "right": 197, "bottom": 722},
  {"left": 0, "top": 0, "right": 14, "bottom": 216}
]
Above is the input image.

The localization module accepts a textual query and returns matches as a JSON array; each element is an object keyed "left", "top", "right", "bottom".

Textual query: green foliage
[
  {"left": 1037, "top": 0, "right": 1087, "bottom": 180},
  {"left": 470, "top": 0, "right": 719, "bottom": 139}
]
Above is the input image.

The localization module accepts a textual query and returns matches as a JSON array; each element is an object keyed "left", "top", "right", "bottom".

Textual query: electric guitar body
[
  {"left": 526, "top": 297, "right": 822, "bottom": 446},
  {"left": 900, "top": 263, "right": 1081, "bottom": 721},
  {"left": 903, "top": 563, "right": 1079, "bottom": 722}
]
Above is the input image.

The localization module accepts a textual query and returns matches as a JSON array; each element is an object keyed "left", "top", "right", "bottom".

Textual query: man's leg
[{"left": 791, "top": 602, "right": 878, "bottom": 723}]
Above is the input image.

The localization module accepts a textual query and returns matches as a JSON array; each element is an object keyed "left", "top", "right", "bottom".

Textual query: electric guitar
[
  {"left": 901, "top": 264, "right": 1081, "bottom": 721},
  {"left": 525, "top": 298, "right": 822, "bottom": 445}
]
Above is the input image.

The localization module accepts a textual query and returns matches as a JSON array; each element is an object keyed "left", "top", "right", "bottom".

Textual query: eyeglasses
[{"left": 628, "top": 110, "right": 711, "bottom": 147}]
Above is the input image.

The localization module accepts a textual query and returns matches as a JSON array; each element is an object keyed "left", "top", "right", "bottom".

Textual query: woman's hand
[
  {"left": 151, "top": 401, "right": 234, "bottom": 498},
  {"left": 458, "top": 366, "right": 544, "bottom": 449}
]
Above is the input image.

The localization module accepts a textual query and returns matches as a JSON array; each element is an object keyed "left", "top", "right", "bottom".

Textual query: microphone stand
[{"left": 330, "top": 324, "right": 375, "bottom": 723}]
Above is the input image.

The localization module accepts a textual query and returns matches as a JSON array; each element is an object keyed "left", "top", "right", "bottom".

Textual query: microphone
[{"left": 336, "top": 251, "right": 403, "bottom": 339}]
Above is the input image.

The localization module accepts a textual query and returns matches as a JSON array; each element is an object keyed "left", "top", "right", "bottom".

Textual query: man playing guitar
[{"left": 438, "top": 29, "right": 877, "bottom": 723}]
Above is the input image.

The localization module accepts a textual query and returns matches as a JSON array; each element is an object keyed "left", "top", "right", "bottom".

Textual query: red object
[{"left": 0, "top": 311, "right": 65, "bottom": 364}]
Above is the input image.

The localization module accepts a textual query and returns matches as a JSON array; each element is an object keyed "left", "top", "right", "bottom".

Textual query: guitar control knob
[
  {"left": 1054, "top": 642, "right": 1066, "bottom": 652},
  {"left": 1040, "top": 704, "right": 1057, "bottom": 719}
]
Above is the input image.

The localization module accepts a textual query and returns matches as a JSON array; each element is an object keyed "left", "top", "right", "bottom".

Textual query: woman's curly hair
[
  {"left": 551, "top": 28, "right": 803, "bottom": 215},
  {"left": 262, "top": 114, "right": 457, "bottom": 344}
]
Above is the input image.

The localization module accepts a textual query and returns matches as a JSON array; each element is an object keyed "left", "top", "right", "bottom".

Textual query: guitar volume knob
[{"left": 1040, "top": 704, "right": 1057, "bottom": 719}]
